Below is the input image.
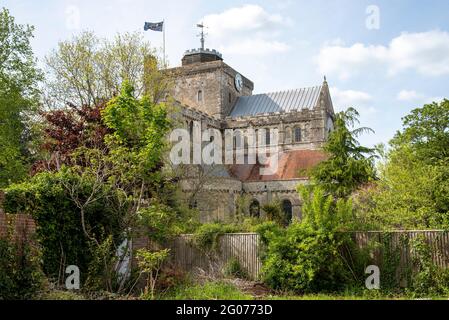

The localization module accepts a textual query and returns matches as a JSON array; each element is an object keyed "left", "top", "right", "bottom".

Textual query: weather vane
[{"left": 196, "top": 23, "right": 207, "bottom": 50}]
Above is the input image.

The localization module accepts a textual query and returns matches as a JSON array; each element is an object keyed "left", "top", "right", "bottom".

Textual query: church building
[{"left": 166, "top": 42, "right": 335, "bottom": 223}]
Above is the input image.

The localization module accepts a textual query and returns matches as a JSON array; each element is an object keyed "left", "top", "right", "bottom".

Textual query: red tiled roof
[{"left": 229, "top": 149, "right": 328, "bottom": 182}]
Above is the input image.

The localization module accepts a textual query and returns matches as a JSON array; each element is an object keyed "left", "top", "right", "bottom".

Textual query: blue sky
[{"left": 3, "top": 0, "right": 449, "bottom": 147}]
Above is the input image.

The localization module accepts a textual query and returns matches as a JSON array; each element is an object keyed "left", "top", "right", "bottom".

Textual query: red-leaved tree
[{"left": 33, "top": 103, "right": 110, "bottom": 173}]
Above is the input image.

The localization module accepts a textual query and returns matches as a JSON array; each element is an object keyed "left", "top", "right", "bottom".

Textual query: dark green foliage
[
  {"left": 377, "top": 234, "right": 406, "bottom": 292},
  {"left": 311, "top": 108, "right": 377, "bottom": 198},
  {"left": 84, "top": 236, "right": 118, "bottom": 292},
  {"left": 408, "top": 236, "right": 449, "bottom": 297},
  {"left": 258, "top": 186, "right": 361, "bottom": 293},
  {"left": 3, "top": 171, "right": 123, "bottom": 282},
  {"left": 0, "top": 238, "right": 45, "bottom": 299},
  {"left": 391, "top": 99, "right": 449, "bottom": 163},
  {"left": 260, "top": 223, "right": 349, "bottom": 293}
]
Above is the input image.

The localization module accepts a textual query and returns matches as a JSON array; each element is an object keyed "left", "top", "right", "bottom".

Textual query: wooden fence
[
  {"left": 166, "top": 231, "right": 449, "bottom": 281},
  {"left": 353, "top": 230, "right": 449, "bottom": 269},
  {"left": 168, "top": 233, "right": 262, "bottom": 280}
]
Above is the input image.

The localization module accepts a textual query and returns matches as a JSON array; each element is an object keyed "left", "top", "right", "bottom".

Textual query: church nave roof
[{"left": 229, "top": 86, "right": 322, "bottom": 118}]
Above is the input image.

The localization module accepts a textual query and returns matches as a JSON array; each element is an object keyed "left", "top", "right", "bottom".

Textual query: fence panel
[
  {"left": 165, "top": 231, "right": 449, "bottom": 281},
  {"left": 167, "top": 233, "right": 262, "bottom": 280}
]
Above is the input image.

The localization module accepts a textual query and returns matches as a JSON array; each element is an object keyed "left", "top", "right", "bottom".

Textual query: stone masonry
[{"left": 166, "top": 47, "right": 335, "bottom": 223}]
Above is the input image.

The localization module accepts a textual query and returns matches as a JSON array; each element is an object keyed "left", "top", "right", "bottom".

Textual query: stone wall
[{"left": 168, "top": 60, "right": 253, "bottom": 119}]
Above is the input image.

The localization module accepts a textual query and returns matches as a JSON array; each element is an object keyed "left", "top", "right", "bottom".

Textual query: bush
[
  {"left": 260, "top": 222, "right": 352, "bottom": 293},
  {"left": 262, "top": 201, "right": 287, "bottom": 226},
  {"left": 258, "top": 186, "right": 361, "bottom": 294},
  {"left": 136, "top": 248, "right": 170, "bottom": 300},
  {"left": 223, "top": 258, "right": 248, "bottom": 279},
  {"left": 0, "top": 238, "right": 45, "bottom": 299},
  {"left": 408, "top": 236, "right": 449, "bottom": 297},
  {"left": 138, "top": 203, "right": 193, "bottom": 243},
  {"left": 193, "top": 223, "right": 239, "bottom": 252},
  {"left": 255, "top": 221, "right": 283, "bottom": 247},
  {"left": 3, "top": 171, "right": 123, "bottom": 284}
]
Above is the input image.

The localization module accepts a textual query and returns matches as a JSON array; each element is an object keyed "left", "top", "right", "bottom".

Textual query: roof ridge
[{"left": 253, "top": 85, "right": 322, "bottom": 97}]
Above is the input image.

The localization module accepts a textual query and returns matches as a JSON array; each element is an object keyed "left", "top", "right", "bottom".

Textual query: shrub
[
  {"left": 260, "top": 222, "right": 352, "bottom": 293},
  {"left": 136, "top": 248, "right": 170, "bottom": 299},
  {"left": 258, "top": 186, "right": 360, "bottom": 294},
  {"left": 3, "top": 171, "right": 123, "bottom": 284},
  {"left": 193, "top": 223, "right": 239, "bottom": 252},
  {"left": 262, "top": 201, "right": 287, "bottom": 226},
  {"left": 255, "top": 221, "right": 283, "bottom": 247},
  {"left": 137, "top": 203, "right": 192, "bottom": 243},
  {"left": 223, "top": 258, "right": 248, "bottom": 279},
  {"left": 0, "top": 237, "right": 45, "bottom": 299},
  {"left": 408, "top": 236, "right": 449, "bottom": 297}
]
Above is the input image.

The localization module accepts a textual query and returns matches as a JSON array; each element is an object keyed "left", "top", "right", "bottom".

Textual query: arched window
[
  {"left": 294, "top": 127, "right": 302, "bottom": 142},
  {"left": 234, "top": 130, "right": 243, "bottom": 149},
  {"left": 197, "top": 90, "right": 203, "bottom": 102},
  {"left": 249, "top": 200, "right": 260, "bottom": 218},
  {"left": 189, "top": 121, "right": 194, "bottom": 137},
  {"left": 282, "top": 200, "right": 293, "bottom": 224},
  {"left": 265, "top": 129, "right": 271, "bottom": 146}
]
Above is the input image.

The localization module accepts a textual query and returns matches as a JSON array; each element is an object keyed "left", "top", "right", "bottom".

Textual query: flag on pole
[{"left": 144, "top": 21, "right": 164, "bottom": 32}]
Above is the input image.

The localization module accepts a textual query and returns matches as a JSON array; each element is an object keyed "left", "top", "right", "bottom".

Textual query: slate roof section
[{"left": 230, "top": 86, "right": 322, "bottom": 118}]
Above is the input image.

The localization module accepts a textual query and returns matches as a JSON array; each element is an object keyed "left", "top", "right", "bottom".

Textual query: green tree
[
  {"left": 391, "top": 99, "right": 449, "bottom": 163},
  {"left": 44, "top": 31, "right": 169, "bottom": 108},
  {"left": 0, "top": 8, "right": 42, "bottom": 187},
  {"left": 4, "top": 78, "right": 181, "bottom": 292},
  {"left": 355, "top": 100, "right": 449, "bottom": 229},
  {"left": 311, "top": 107, "right": 377, "bottom": 198}
]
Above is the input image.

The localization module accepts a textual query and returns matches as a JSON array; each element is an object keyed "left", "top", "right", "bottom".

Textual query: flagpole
[{"left": 163, "top": 19, "right": 166, "bottom": 68}]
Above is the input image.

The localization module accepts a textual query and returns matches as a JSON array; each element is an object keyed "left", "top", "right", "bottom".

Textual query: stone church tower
[
  {"left": 166, "top": 45, "right": 335, "bottom": 223},
  {"left": 169, "top": 48, "right": 253, "bottom": 119}
]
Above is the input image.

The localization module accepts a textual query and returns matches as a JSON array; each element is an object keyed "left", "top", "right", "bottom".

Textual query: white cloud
[
  {"left": 318, "top": 30, "right": 449, "bottom": 79},
  {"left": 201, "top": 5, "right": 291, "bottom": 55},
  {"left": 330, "top": 87, "right": 376, "bottom": 115},
  {"left": 329, "top": 87, "right": 373, "bottom": 110},
  {"left": 397, "top": 90, "right": 425, "bottom": 101},
  {"left": 397, "top": 90, "right": 444, "bottom": 104}
]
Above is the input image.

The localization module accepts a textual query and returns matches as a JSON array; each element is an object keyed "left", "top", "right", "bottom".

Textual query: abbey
[{"left": 166, "top": 46, "right": 335, "bottom": 223}]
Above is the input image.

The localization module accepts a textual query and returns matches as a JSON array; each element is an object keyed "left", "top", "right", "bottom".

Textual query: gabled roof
[{"left": 230, "top": 86, "right": 322, "bottom": 118}]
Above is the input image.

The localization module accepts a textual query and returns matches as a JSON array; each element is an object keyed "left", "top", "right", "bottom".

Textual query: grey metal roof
[{"left": 230, "top": 86, "right": 322, "bottom": 118}]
